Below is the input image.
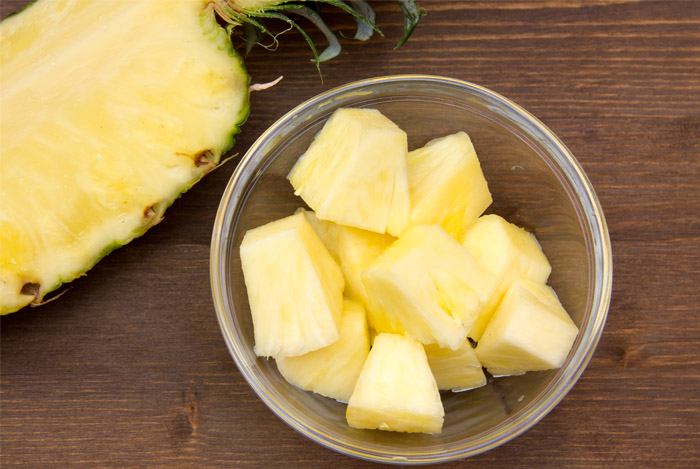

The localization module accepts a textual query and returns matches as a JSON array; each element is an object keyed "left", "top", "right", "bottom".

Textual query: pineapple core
[
  {"left": 424, "top": 341, "right": 487, "bottom": 392},
  {"left": 462, "top": 214, "right": 552, "bottom": 341},
  {"left": 287, "top": 108, "right": 411, "bottom": 236},
  {"left": 347, "top": 333, "right": 444, "bottom": 434},
  {"left": 300, "top": 210, "right": 395, "bottom": 311},
  {"left": 363, "top": 224, "right": 496, "bottom": 350},
  {"left": 276, "top": 298, "right": 369, "bottom": 403},
  {"left": 475, "top": 279, "right": 579, "bottom": 377},
  {"left": 239, "top": 212, "right": 344, "bottom": 358},
  {"left": 407, "top": 132, "right": 492, "bottom": 241}
]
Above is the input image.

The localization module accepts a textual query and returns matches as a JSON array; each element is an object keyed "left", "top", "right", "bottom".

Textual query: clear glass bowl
[{"left": 210, "top": 75, "right": 612, "bottom": 464}]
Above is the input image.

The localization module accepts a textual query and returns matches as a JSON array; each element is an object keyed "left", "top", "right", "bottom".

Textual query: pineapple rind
[{"left": 0, "top": 0, "right": 250, "bottom": 314}]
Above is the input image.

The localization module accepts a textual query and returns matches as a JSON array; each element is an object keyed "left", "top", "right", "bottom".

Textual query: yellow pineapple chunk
[
  {"left": 347, "top": 333, "right": 444, "bottom": 434},
  {"left": 287, "top": 108, "right": 410, "bottom": 236},
  {"left": 276, "top": 299, "right": 370, "bottom": 403},
  {"left": 424, "top": 341, "right": 486, "bottom": 392},
  {"left": 462, "top": 214, "right": 552, "bottom": 341},
  {"left": 300, "top": 210, "right": 395, "bottom": 310},
  {"left": 475, "top": 279, "right": 578, "bottom": 377},
  {"left": 334, "top": 227, "right": 395, "bottom": 309},
  {"left": 362, "top": 224, "right": 496, "bottom": 350},
  {"left": 298, "top": 209, "right": 339, "bottom": 261},
  {"left": 239, "top": 212, "right": 344, "bottom": 358},
  {"left": 407, "top": 132, "right": 491, "bottom": 240}
]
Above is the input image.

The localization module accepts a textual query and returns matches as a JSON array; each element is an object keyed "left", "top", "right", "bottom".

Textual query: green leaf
[
  {"left": 253, "top": 10, "right": 323, "bottom": 75},
  {"left": 345, "top": 0, "right": 378, "bottom": 41},
  {"left": 312, "top": 0, "right": 382, "bottom": 37},
  {"left": 395, "top": 0, "right": 425, "bottom": 49},
  {"left": 285, "top": 6, "right": 342, "bottom": 62},
  {"left": 242, "top": 22, "right": 262, "bottom": 56}
]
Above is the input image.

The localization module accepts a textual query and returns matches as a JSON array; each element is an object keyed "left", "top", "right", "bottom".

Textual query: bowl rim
[{"left": 210, "top": 74, "right": 613, "bottom": 464}]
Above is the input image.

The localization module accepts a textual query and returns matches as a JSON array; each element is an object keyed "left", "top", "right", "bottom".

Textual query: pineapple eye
[{"left": 20, "top": 282, "right": 40, "bottom": 298}]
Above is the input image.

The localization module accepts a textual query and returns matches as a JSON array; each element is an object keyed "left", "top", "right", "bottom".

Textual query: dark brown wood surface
[{"left": 2, "top": 1, "right": 699, "bottom": 466}]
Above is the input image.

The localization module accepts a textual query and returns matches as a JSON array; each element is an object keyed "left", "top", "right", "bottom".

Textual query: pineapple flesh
[
  {"left": 347, "top": 333, "right": 444, "bottom": 434},
  {"left": 475, "top": 278, "right": 578, "bottom": 377},
  {"left": 239, "top": 212, "right": 344, "bottom": 358},
  {"left": 300, "top": 210, "right": 395, "bottom": 311},
  {"left": 424, "top": 341, "right": 487, "bottom": 392},
  {"left": 276, "top": 298, "right": 369, "bottom": 403},
  {"left": 363, "top": 224, "right": 496, "bottom": 350},
  {"left": 407, "top": 132, "right": 491, "bottom": 240},
  {"left": 288, "top": 108, "right": 411, "bottom": 236},
  {"left": 462, "top": 214, "right": 552, "bottom": 341},
  {"left": 0, "top": 0, "right": 249, "bottom": 313}
]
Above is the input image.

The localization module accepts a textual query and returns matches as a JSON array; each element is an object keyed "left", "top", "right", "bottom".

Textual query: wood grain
[{"left": 2, "top": 1, "right": 699, "bottom": 466}]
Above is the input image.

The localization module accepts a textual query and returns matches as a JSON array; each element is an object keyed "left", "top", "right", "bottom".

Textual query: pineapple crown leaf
[
  {"left": 242, "top": 22, "right": 263, "bottom": 55},
  {"left": 253, "top": 0, "right": 379, "bottom": 62},
  {"left": 284, "top": 6, "right": 342, "bottom": 63},
  {"left": 310, "top": 0, "right": 382, "bottom": 38},
  {"left": 242, "top": 14, "right": 294, "bottom": 53},
  {"left": 395, "top": 0, "right": 425, "bottom": 49},
  {"left": 213, "top": 0, "right": 423, "bottom": 70},
  {"left": 253, "top": 9, "right": 324, "bottom": 76},
  {"left": 342, "top": 0, "right": 377, "bottom": 41}
]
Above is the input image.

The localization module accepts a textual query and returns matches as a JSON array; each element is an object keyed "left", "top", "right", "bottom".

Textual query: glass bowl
[{"left": 210, "top": 75, "right": 612, "bottom": 464}]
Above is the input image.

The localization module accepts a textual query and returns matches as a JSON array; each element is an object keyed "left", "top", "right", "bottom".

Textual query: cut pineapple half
[
  {"left": 363, "top": 224, "right": 496, "bottom": 350},
  {"left": 287, "top": 108, "right": 411, "bottom": 236},
  {"left": 407, "top": 132, "right": 491, "bottom": 240},
  {"left": 300, "top": 210, "right": 395, "bottom": 310},
  {"left": 475, "top": 278, "right": 578, "bottom": 377},
  {"left": 239, "top": 212, "right": 344, "bottom": 358},
  {"left": 0, "top": 0, "right": 249, "bottom": 313},
  {"left": 462, "top": 214, "right": 552, "bottom": 341},
  {"left": 424, "top": 341, "right": 486, "bottom": 392},
  {"left": 276, "top": 298, "right": 369, "bottom": 403},
  {"left": 347, "top": 333, "right": 444, "bottom": 434}
]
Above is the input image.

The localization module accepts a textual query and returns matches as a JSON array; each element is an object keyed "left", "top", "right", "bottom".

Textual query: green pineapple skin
[{"left": 0, "top": 2, "right": 250, "bottom": 315}]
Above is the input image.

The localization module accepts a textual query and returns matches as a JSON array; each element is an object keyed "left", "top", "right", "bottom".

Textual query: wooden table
[{"left": 2, "top": 1, "right": 699, "bottom": 466}]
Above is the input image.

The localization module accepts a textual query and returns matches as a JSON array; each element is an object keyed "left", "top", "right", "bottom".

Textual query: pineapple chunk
[
  {"left": 239, "top": 212, "right": 344, "bottom": 358},
  {"left": 347, "top": 333, "right": 444, "bottom": 434},
  {"left": 362, "top": 224, "right": 496, "bottom": 350},
  {"left": 407, "top": 132, "right": 491, "bottom": 240},
  {"left": 276, "top": 299, "right": 370, "bottom": 403},
  {"left": 462, "top": 214, "right": 552, "bottom": 341},
  {"left": 287, "top": 108, "right": 411, "bottom": 236},
  {"left": 334, "top": 227, "right": 395, "bottom": 309},
  {"left": 475, "top": 279, "right": 578, "bottom": 377},
  {"left": 424, "top": 341, "right": 486, "bottom": 392},
  {"left": 300, "top": 210, "right": 395, "bottom": 310},
  {"left": 298, "top": 209, "right": 339, "bottom": 262}
]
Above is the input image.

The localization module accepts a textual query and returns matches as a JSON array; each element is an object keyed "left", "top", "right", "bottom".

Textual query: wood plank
[{"left": 2, "top": 1, "right": 699, "bottom": 466}]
